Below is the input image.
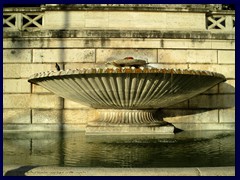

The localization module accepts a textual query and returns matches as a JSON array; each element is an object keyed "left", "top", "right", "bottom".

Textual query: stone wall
[{"left": 3, "top": 4, "right": 235, "bottom": 131}]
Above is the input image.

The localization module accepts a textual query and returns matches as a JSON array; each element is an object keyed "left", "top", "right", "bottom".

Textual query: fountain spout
[{"left": 105, "top": 57, "right": 149, "bottom": 68}]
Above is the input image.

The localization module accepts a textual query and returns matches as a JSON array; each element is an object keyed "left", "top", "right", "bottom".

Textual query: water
[{"left": 3, "top": 131, "right": 235, "bottom": 167}]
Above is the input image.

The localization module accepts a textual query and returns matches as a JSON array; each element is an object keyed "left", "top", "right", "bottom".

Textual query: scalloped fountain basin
[{"left": 28, "top": 67, "right": 226, "bottom": 135}]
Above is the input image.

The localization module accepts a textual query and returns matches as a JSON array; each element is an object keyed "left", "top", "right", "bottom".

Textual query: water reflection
[{"left": 3, "top": 131, "right": 235, "bottom": 167}]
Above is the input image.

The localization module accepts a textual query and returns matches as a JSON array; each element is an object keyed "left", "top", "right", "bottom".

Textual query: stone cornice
[
  {"left": 3, "top": 4, "right": 235, "bottom": 13},
  {"left": 3, "top": 30, "right": 235, "bottom": 40}
]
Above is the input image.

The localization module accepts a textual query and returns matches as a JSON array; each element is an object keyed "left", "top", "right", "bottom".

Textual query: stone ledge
[
  {"left": 3, "top": 166, "right": 235, "bottom": 176},
  {"left": 170, "top": 123, "right": 235, "bottom": 131},
  {"left": 3, "top": 124, "right": 86, "bottom": 131},
  {"left": 4, "top": 4, "right": 234, "bottom": 12},
  {"left": 3, "top": 38, "right": 235, "bottom": 50},
  {"left": 85, "top": 124, "right": 175, "bottom": 135},
  {"left": 3, "top": 4, "right": 222, "bottom": 12},
  {"left": 40, "top": 4, "right": 214, "bottom": 12},
  {"left": 3, "top": 30, "right": 235, "bottom": 39}
]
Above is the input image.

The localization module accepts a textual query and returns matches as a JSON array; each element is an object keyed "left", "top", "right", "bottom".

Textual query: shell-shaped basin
[{"left": 28, "top": 67, "right": 226, "bottom": 109}]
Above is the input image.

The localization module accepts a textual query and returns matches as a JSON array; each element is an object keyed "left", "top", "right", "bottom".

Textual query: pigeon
[{"left": 55, "top": 63, "right": 60, "bottom": 71}]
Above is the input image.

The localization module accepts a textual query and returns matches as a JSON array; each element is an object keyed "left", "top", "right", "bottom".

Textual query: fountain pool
[{"left": 3, "top": 131, "right": 235, "bottom": 168}]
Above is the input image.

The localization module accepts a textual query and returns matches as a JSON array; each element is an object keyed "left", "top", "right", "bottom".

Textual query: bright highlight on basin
[{"left": 28, "top": 58, "right": 226, "bottom": 135}]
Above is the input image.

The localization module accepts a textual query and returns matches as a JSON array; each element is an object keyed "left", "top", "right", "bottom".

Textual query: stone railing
[
  {"left": 3, "top": 6, "right": 235, "bottom": 32},
  {"left": 3, "top": 12, "right": 44, "bottom": 31},
  {"left": 207, "top": 12, "right": 235, "bottom": 31}
]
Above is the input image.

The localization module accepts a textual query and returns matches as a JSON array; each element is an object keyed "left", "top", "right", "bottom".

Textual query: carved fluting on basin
[
  {"left": 95, "top": 109, "right": 165, "bottom": 124},
  {"left": 28, "top": 67, "right": 226, "bottom": 110}
]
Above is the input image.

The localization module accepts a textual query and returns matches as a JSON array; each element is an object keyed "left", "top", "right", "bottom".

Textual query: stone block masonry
[{"left": 3, "top": 4, "right": 235, "bottom": 131}]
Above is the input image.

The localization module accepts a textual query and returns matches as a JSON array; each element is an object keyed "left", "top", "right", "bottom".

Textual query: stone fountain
[{"left": 28, "top": 57, "right": 226, "bottom": 135}]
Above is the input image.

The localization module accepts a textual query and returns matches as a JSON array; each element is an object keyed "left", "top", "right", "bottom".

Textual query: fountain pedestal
[{"left": 86, "top": 109, "right": 175, "bottom": 135}]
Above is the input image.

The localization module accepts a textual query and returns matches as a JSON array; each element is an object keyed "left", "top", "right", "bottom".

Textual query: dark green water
[{"left": 3, "top": 131, "right": 235, "bottom": 167}]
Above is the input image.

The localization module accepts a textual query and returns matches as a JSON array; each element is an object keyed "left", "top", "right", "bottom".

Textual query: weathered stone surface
[
  {"left": 32, "top": 84, "right": 51, "bottom": 93},
  {"left": 32, "top": 109, "right": 95, "bottom": 124},
  {"left": 3, "top": 166, "right": 235, "bottom": 176},
  {"left": 3, "top": 49, "right": 32, "bottom": 63},
  {"left": 3, "top": 30, "right": 235, "bottom": 40},
  {"left": 108, "top": 11, "right": 205, "bottom": 30},
  {"left": 162, "top": 39, "right": 212, "bottom": 49},
  {"left": 106, "top": 38, "right": 160, "bottom": 48},
  {"left": 3, "top": 79, "right": 31, "bottom": 93},
  {"left": 3, "top": 94, "right": 63, "bottom": 109},
  {"left": 189, "top": 64, "right": 235, "bottom": 78},
  {"left": 165, "top": 12, "right": 205, "bottom": 30},
  {"left": 150, "top": 63, "right": 188, "bottom": 69},
  {"left": 86, "top": 125, "right": 175, "bottom": 135},
  {"left": 40, "top": 4, "right": 221, "bottom": 12},
  {"left": 33, "top": 49, "right": 95, "bottom": 63},
  {"left": 32, "top": 109, "right": 62, "bottom": 123},
  {"left": 43, "top": 11, "right": 205, "bottom": 30},
  {"left": 64, "top": 63, "right": 96, "bottom": 70},
  {"left": 164, "top": 101, "right": 188, "bottom": 109},
  {"left": 160, "top": 39, "right": 234, "bottom": 50},
  {"left": 3, "top": 64, "right": 55, "bottom": 78},
  {"left": 171, "top": 122, "right": 234, "bottom": 131},
  {"left": 64, "top": 99, "right": 92, "bottom": 109},
  {"left": 189, "top": 94, "right": 235, "bottom": 108},
  {"left": 30, "top": 94, "right": 63, "bottom": 109},
  {"left": 96, "top": 49, "right": 157, "bottom": 63},
  {"left": 85, "top": 11, "right": 109, "bottom": 28},
  {"left": 163, "top": 109, "right": 218, "bottom": 123},
  {"left": 211, "top": 40, "right": 235, "bottom": 50},
  {"left": 4, "top": 94, "right": 31, "bottom": 108},
  {"left": 218, "top": 50, "right": 235, "bottom": 64},
  {"left": 198, "top": 167, "right": 235, "bottom": 176},
  {"left": 219, "top": 108, "right": 235, "bottom": 123},
  {"left": 63, "top": 109, "right": 96, "bottom": 123},
  {"left": 4, "top": 38, "right": 234, "bottom": 50},
  {"left": 219, "top": 80, "right": 235, "bottom": 93},
  {"left": 158, "top": 49, "right": 217, "bottom": 64},
  {"left": 44, "top": 11, "right": 85, "bottom": 29},
  {"left": 3, "top": 124, "right": 86, "bottom": 131},
  {"left": 3, "top": 109, "right": 31, "bottom": 124}
]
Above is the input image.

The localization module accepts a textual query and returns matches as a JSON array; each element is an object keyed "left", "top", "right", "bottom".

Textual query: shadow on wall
[
  {"left": 160, "top": 82, "right": 235, "bottom": 119},
  {"left": 3, "top": 97, "right": 65, "bottom": 131},
  {"left": 4, "top": 166, "right": 38, "bottom": 176},
  {"left": 3, "top": 110, "right": 31, "bottom": 130}
]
